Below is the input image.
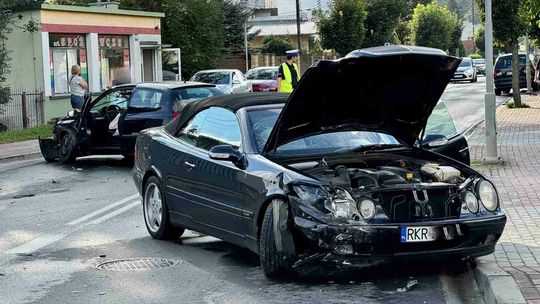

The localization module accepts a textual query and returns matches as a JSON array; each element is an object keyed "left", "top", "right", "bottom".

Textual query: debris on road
[
  {"left": 99, "top": 254, "right": 106, "bottom": 258},
  {"left": 397, "top": 279, "right": 418, "bottom": 293},
  {"left": 51, "top": 179, "right": 57, "bottom": 184},
  {"left": 12, "top": 194, "right": 35, "bottom": 199}
]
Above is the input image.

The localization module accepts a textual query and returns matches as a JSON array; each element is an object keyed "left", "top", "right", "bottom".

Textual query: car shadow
[{"left": 48, "top": 156, "right": 134, "bottom": 171}]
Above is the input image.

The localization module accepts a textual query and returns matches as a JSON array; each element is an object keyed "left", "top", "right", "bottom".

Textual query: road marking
[
  {"left": 4, "top": 234, "right": 66, "bottom": 255},
  {"left": 66, "top": 194, "right": 139, "bottom": 226},
  {"left": 87, "top": 200, "right": 141, "bottom": 225}
]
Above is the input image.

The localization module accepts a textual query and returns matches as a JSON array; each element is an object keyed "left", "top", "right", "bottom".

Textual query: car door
[
  {"left": 172, "top": 107, "right": 246, "bottom": 242},
  {"left": 423, "top": 102, "right": 470, "bottom": 165},
  {"left": 119, "top": 88, "right": 168, "bottom": 153}
]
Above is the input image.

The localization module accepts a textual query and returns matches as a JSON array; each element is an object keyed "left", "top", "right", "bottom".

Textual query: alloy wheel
[{"left": 144, "top": 183, "right": 163, "bottom": 233}]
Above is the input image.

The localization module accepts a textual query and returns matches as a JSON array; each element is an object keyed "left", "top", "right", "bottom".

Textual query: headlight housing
[
  {"left": 358, "top": 198, "right": 376, "bottom": 220},
  {"left": 463, "top": 191, "right": 479, "bottom": 214},
  {"left": 292, "top": 185, "right": 360, "bottom": 220},
  {"left": 477, "top": 180, "right": 499, "bottom": 211}
]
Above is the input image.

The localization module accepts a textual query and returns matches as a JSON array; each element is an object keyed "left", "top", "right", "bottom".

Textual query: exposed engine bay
[{"left": 289, "top": 153, "right": 475, "bottom": 223}]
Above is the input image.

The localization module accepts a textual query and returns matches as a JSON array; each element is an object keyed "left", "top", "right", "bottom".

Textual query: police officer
[{"left": 277, "top": 50, "right": 300, "bottom": 93}]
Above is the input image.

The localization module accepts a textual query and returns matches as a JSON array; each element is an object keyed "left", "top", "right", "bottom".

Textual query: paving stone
[{"left": 469, "top": 94, "right": 540, "bottom": 300}]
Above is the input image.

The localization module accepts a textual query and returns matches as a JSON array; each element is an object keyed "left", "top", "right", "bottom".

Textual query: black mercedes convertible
[{"left": 132, "top": 45, "right": 506, "bottom": 277}]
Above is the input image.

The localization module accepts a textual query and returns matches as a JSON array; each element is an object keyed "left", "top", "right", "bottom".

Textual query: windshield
[
  {"left": 473, "top": 59, "right": 485, "bottom": 65},
  {"left": 245, "top": 68, "right": 278, "bottom": 80},
  {"left": 459, "top": 59, "right": 472, "bottom": 67},
  {"left": 171, "top": 86, "right": 223, "bottom": 111},
  {"left": 191, "top": 72, "right": 230, "bottom": 85},
  {"left": 247, "top": 108, "right": 399, "bottom": 156}
]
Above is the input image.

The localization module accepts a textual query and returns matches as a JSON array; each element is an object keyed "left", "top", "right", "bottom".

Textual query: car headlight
[
  {"left": 463, "top": 191, "right": 479, "bottom": 214},
  {"left": 292, "top": 185, "right": 359, "bottom": 219},
  {"left": 477, "top": 180, "right": 499, "bottom": 211},
  {"left": 358, "top": 198, "right": 376, "bottom": 219}
]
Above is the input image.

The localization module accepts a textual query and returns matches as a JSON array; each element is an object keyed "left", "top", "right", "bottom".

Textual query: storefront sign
[
  {"left": 99, "top": 35, "right": 129, "bottom": 49},
  {"left": 49, "top": 34, "right": 86, "bottom": 48}
]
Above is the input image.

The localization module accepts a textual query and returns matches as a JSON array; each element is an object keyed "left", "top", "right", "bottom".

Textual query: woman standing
[{"left": 69, "top": 64, "right": 88, "bottom": 112}]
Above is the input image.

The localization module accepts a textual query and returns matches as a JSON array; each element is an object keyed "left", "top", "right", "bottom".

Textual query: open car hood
[{"left": 262, "top": 45, "right": 461, "bottom": 154}]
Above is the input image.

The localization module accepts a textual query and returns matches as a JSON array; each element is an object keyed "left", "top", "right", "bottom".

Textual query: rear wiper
[{"left": 335, "top": 144, "right": 406, "bottom": 154}]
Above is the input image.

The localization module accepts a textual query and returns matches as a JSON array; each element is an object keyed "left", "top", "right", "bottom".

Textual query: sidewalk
[
  {"left": 0, "top": 139, "right": 41, "bottom": 163},
  {"left": 469, "top": 94, "right": 540, "bottom": 303}
]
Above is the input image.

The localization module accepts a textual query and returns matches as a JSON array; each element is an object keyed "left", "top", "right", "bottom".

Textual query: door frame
[{"left": 162, "top": 48, "right": 182, "bottom": 81}]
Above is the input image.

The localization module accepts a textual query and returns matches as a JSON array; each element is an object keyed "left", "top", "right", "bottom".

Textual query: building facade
[{"left": 5, "top": 3, "right": 175, "bottom": 120}]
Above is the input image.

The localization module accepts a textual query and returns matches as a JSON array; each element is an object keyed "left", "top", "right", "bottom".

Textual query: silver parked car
[{"left": 190, "top": 69, "right": 252, "bottom": 94}]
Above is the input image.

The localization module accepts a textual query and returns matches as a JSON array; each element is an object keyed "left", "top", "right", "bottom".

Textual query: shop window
[
  {"left": 49, "top": 34, "right": 87, "bottom": 95},
  {"left": 99, "top": 35, "right": 131, "bottom": 89}
]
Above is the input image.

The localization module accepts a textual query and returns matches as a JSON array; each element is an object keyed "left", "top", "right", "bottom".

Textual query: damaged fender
[
  {"left": 38, "top": 137, "right": 59, "bottom": 162},
  {"left": 271, "top": 199, "right": 297, "bottom": 263}
]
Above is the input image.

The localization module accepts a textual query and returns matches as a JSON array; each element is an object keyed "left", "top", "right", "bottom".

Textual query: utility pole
[
  {"left": 244, "top": 21, "right": 249, "bottom": 73},
  {"left": 472, "top": 0, "right": 475, "bottom": 51},
  {"left": 526, "top": 33, "right": 532, "bottom": 93},
  {"left": 295, "top": 0, "right": 302, "bottom": 53},
  {"left": 483, "top": 0, "right": 499, "bottom": 163}
]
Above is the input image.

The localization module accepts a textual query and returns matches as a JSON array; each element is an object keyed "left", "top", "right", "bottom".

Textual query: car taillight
[
  {"left": 494, "top": 70, "right": 502, "bottom": 77},
  {"left": 172, "top": 111, "right": 181, "bottom": 120}
]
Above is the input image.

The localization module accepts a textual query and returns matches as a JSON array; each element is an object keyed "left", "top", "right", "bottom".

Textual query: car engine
[{"left": 298, "top": 154, "right": 468, "bottom": 222}]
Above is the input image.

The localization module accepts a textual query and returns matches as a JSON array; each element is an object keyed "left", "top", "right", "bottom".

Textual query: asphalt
[{"left": 0, "top": 80, "right": 498, "bottom": 304}]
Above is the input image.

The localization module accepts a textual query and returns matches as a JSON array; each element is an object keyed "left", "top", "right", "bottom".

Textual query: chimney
[{"left": 88, "top": 1, "right": 119, "bottom": 10}]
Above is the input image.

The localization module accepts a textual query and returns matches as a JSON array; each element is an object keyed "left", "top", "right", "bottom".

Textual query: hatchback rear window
[{"left": 495, "top": 56, "right": 526, "bottom": 69}]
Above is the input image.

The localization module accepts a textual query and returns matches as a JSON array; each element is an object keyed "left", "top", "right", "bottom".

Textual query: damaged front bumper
[
  {"left": 38, "top": 137, "right": 59, "bottom": 161},
  {"left": 291, "top": 204, "right": 506, "bottom": 270}
]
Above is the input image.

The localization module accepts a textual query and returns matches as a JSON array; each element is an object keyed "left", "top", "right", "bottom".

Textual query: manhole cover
[{"left": 96, "top": 258, "right": 178, "bottom": 271}]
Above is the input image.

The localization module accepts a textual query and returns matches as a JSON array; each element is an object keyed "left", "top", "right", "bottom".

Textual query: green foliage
[
  {"left": 474, "top": 24, "right": 485, "bottom": 57},
  {"left": 409, "top": 2, "right": 460, "bottom": 51},
  {"left": 448, "top": 17, "right": 465, "bottom": 56},
  {"left": 222, "top": 0, "right": 256, "bottom": 53},
  {"left": 506, "top": 101, "right": 530, "bottom": 108},
  {"left": 468, "top": 53, "right": 482, "bottom": 59},
  {"left": 362, "top": 0, "right": 406, "bottom": 47},
  {"left": 475, "top": 0, "right": 528, "bottom": 46},
  {"left": 260, "top": 36, "right": 294, "bottom": 55},
  {"left": 0, "top": 124, "right": 52, "bottom": 144},
  {"left": 317, "top": 0, "right": 367, "bottom": 56}
]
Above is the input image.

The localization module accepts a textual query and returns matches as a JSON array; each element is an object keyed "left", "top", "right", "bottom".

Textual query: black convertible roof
[{"left": 164, "top": 92, "right": 289, "bottom": 134}]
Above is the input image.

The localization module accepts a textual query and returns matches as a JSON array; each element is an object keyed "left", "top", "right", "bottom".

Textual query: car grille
[{"left": 376, "top": 188, "right": 461, "bottom": 222}]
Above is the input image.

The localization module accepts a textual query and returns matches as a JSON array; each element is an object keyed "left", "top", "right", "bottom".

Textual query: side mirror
[
  {"left": 209, "top": 145, "right": 245, "bottom": 168},
  {"left": 423, "top": 134, "right": 449, "bottom": 147}
]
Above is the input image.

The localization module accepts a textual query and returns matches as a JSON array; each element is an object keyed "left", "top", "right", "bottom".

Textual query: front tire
[
  {"left": 259, "top": 201, "right": 290, "bottom": 277},
  {"left": 143, "top": 176, "right": 184, "bottom": 240},
  {"left": 495, "top": 89, "right": 502, "bottom": 96},
  {"left": 58, "top": 128, "right": 78, "bottom": 164}
]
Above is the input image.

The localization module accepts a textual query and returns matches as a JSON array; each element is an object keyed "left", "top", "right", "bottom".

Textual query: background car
[
  {"left": 494, "top": 53, "right": 538, "bottom": 95},
  {"left": 473, "top": 58, "right": 486, "bottom": 75},
  {"left": 39, "top": 82, "right": 222, "bottom": 163},
  {"left": 132, "top": 46, "right": 505, "bottom": 278},
  {"left": 452, "top": 57, "right": 477, "bottom": 82},
  {"left": 190, "top": 69, "right": 252, "bottom": 94},
  {"left": 245, "top": 66, "right": 278, "bottom": 92}
]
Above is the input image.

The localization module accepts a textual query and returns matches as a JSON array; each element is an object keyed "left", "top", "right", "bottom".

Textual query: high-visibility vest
[{"left": 280, "top": 62, "right": 299, "bottom": 93}]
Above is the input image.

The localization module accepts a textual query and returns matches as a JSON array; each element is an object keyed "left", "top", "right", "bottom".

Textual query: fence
[{"left": 0, "top": 89, "right": 45, "bottom": 131}]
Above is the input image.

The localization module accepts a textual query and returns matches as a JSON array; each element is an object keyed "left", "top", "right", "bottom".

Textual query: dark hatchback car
[
  {"left": 132, "top": 46, "right": 506, "bottom": 277},
  {"left": 494, "top": 53, "right": 538, "bottom": 95},
  {"left": 39, "top": 82, "right": 222, "bottom": 163}
]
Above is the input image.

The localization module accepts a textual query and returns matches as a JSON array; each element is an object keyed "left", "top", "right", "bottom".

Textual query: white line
[
  {"left": 5, "top": 234, "right": 66, "bottom": 255},
  {"left": 87, "top": 200, "right": 141, "bottom": 225},
  {"left": 66, "top": 194, "right": 139, "bottom": 226}
]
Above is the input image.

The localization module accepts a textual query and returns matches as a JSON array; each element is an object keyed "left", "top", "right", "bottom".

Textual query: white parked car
[{"left": 190, "top": 69, "right": 251, "bottom": 94}]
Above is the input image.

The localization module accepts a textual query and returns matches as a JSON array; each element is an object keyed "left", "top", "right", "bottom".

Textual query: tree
[
  {"left": 260, "top": 36, "right": 294, "bottom": 55},
  {"left": 474, "top": 24, "right": 485, "bottom": 57},
  {"left": 476, "top": 0, "right": 529, "bottom": 107},
  {"left": 362, "top": 0, "right": 406, "bottom": 47},
  {"left": 409, "top": 2, "right": 459, "bottom": 51},
  {"left": 222, "top": 0, "right": 256, "bottom": 53},
  {"left": 449, "top": 17, "right": 465, "bottom": 56},
  {"left": 316, "top": 0, "right": 367, "bottom": 56},
  {"left": 0, "top": 0, "right": 40, "bottom": 114}
]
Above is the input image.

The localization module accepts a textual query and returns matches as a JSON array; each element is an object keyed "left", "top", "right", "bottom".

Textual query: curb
[
  {"left": 474, "top": 257, "right": 526, "bottom": 304},
  {"left": 0, "top": 152, "right": 42, "bottom": 164}
]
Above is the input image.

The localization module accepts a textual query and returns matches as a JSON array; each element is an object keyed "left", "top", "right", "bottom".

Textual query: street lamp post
[
  {"left": 483, "top": 0, "right": 500, "bottom": 163},
  {"left": 526, "top": 33, "right": 532, "bottom": 93}
]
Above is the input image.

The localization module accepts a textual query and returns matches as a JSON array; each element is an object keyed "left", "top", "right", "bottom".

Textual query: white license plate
[
  {"left": 507, "top": 71, "right": 512, "bottom": 76},
  {"left": 400, "top": 226, "right": 437, "bottom": 243}
]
